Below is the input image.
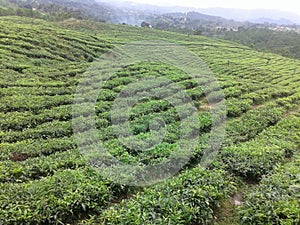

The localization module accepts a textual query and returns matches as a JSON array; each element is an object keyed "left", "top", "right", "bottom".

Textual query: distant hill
[
  {"left": 188, "top": 8, "right": 300, "bottom": 25},
  {"left": 3, "top": 0, "right": 299, "bottom": 27},
  {"left": 97, "top": 1, "right": 300, "bottom": 25},
  {"left": 249, "top": 17, "right": 295, "bottom": 25},
  {"left": 0, "top": 0, "right": 156, "bottom": 24},
  {"left": 145, "top": 11, "right": 251, "bottom": 36},
  {"left": 3, "top": 0, "right": 120, "bottom": 22}
]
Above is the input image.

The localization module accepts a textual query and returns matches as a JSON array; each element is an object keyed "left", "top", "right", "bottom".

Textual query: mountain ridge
[{"left": 97, "top": 0, "right": 300, "bottom": 25}]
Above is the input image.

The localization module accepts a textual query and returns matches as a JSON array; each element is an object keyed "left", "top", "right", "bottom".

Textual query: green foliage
[
  {"left": 224, "top": 28, "right": 300, "bottom": 60},
  {"left": 222, "top": 116, "right": 300, "bottom": 180},
  {"left": 0, "top": 15, "right": 299, "bottom": 225},
  {"left": 0, "top": 1, "right": 91, "bottom": 21},
  {"left": 0, "top": 168, "right": 118, "bottom": 224},
  {"left": 0, "top": 121, "right": 73, "bottom": 143},
  {"left": 0, "top": 137, "right": 76, "bottom": 160},
  {"left": 240, "top": 154, "right": 300, "bottom": 224},
  {"left": 0, "top": 150, "right": 85, "bottom": 183},
  {"left": 226, "top": 98, "right": 252, "bottom": 117},
  {"left": 226, "top": 104, "right": 285, "bottom": 143},
  {"left": 98, "top": 168, "right": 236, "bottom": 225}
]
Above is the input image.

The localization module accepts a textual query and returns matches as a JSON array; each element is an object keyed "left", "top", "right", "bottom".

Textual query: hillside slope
[{"left": 0, "top": 16, "right": 299, "bottom": 224}]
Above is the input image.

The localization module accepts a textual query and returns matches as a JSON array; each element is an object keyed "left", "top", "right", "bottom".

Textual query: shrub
[
  {"left": 240, "top": 154, "right": 300, "bottom": 225},
  {"left": 0, "top": 169, "right": 117, "bottom": 224},
  {"left": 222, "top": 116, "right": 300, "bottom": 180},
  {"left": 98, "top": 168, "right": 236, "bottom": 225}
]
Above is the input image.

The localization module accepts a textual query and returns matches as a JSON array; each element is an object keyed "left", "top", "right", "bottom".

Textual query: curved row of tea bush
[
  {"left": 222, "top": 115, "right": 300, "bottom": 180},
  {"left": 239, "top": 153, "right": 300, "bottom": 224},
  {"left": 0, "top": 149, "right": 85, "bottom": 183},
  {"left": 0, "top": 16, "right": 299, "bottom": 225},
  {"left": 84, "top": 168, "right": 236, "bottom": 225},
  {"left": 0, "top": 137, "right": 76, "bottom": 161},
  {"left": 0, "top": 168, "right": 126, "bottom": 225}
]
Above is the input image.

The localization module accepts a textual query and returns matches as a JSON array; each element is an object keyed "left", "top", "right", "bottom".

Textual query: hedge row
[
  {"left": 222, "top": 116, "right": 300, "bottom": 180},
  {"left": 0, "top": 150, "right": 85, "bottom": 183},
  {"left": 86, "top": 168, "right": 236, "bottom": 225},
  {"left": 240, "top": 153, "right": 300, "bottom": 224},
  {"left": 0, "top": 168, "right": 123, "bottom": 225}
]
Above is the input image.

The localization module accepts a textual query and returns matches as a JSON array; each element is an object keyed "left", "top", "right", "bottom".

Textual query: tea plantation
[{"left": 0, "top": 17, "right": 299, "bottom": 224}]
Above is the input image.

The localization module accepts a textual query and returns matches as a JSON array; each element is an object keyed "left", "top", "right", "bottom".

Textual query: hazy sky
[{"left": 125, "top": 0, "right": 300, "bottom": 15}]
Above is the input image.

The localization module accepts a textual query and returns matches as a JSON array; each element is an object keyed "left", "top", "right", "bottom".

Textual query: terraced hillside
[{"left": 0, "top": 17, "right": 299, "bottom": 224}]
